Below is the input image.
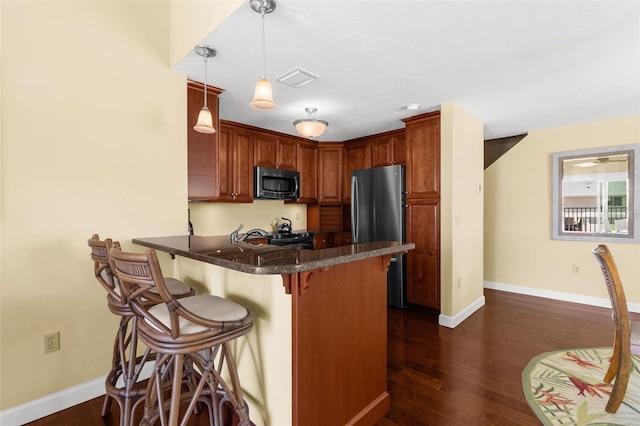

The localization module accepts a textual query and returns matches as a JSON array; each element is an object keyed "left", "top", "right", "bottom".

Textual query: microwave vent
[{"left": 275, "top": 67, "right": 319, "bottom": 88}]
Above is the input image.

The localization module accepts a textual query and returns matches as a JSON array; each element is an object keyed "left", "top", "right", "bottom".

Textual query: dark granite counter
[{"left": 132, "top": 235, "right": 414, "bottom": 275}]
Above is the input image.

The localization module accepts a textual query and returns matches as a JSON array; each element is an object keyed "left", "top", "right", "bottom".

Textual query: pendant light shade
[
  {"left": 193, "top": 45, "right": 217, "bottom": 134},
  {"left": 250, "top": 78, "right": 276, "bottom": 110},
  {"left": 293, "top": 107, "right": 328, "bottom": 139},
  {"left": 194, "top": 107, "right": 215, "bottom": 134},
  {"left": 250, "top": 0, "right": 277, "bottom": 110}
]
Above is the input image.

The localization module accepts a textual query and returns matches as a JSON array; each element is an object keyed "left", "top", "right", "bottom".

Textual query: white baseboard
[
  {"left": 0, "top": 362, "right": 154, "bottom": 425},
  {"left": 484, "top": 280, "right": 640, "bottom": 313},
  {"left": 439, "top": 295, "right": 486, "bottom": 328},
  {"left": 0, "top": 376, "right": 105, "bottom": 425}
]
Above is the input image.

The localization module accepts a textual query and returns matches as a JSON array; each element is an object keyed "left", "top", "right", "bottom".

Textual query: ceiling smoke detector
[{"left": 275, "top": 67, "right": 319, "bottom": 88}]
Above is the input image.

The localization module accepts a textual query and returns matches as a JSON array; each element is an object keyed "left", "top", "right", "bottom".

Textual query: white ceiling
[{"left": 174, "top": 0, "right": 640, "bottom": 142}]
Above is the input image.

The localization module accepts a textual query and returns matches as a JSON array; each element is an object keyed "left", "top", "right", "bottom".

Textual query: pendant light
[
  {"left": 293, "top": 108, "right": 328, "bottom": 139},
  {"left": 250, "top": 0, "right": 276, "bottom": 110},
  {"left": 193, "top": 45, "right": 217, "bottom": 134}
]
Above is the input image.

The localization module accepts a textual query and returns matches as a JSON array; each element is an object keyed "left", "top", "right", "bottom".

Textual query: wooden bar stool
[
  {"left": 109, "top": 244, "right": 253, "bottom": 426},
  {"left": 88, "top": 234, "right": 195, "bottom": 425}
]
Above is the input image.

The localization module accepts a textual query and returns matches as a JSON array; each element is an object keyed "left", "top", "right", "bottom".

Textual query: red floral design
[
  {"left": 568, "top": 376, "right": 612, "bottom": 398},
  {"left": 535, "top": 387, "right": 575, "bottom": 411},
  {"left": 563, "top": 352, "right": 602, "bottom": 370}
]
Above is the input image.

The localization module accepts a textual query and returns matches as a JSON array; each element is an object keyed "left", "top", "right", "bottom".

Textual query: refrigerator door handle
[{"left": 351, "top": 175, "right": 358, "bottom": 243}]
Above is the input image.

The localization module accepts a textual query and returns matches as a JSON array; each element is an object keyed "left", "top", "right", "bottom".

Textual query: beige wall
[
  {"left": 440, "top": 103, "right": 485, "bottom": 320},
  {"left": 0, "top": 0, "right": 242, "bottom": 414},
  {"left": 484, "top": 115, "right": 640, "bottom": 305}
]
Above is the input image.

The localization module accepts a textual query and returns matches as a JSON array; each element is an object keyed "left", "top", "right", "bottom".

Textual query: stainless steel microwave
[{"left": 254, "top": 166, "right": 300, "bottom": 200}]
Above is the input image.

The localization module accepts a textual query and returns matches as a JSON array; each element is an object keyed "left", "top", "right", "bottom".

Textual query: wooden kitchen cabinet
[
  {"left": 403, "top": 112, "right": 440, "bottom": 201},
  {"left": 317, "top": 143, "right": 343, "bottom": 205},
  {"left": 295, "top": 140, "right": 318, "bottom": 203},
  {"left": 187, "top": 81, "right": 223, "bottom": 200},
  {"left": 217, "top": 121, "right": 254, "bottom": 202},
  {"left": 254, "top": 131, "right": 297, "bottom": 171},
  {"left": 333, "top": 232, "right": 353, "bottom": 246},
  {"left": 405, "top": 200, "right": 440, "bottom": 308},
  {"left": 313, "top": 233, "right": 333, "bottom": 249},
  {"left": 342, "top": 140, "right": 370, "bottom": 203},
  {"left": 402, "top": 111, "right": 441, "bottom": 309},
  {"left": 370, "top": 130, "right": 406, "bottom": 167}
]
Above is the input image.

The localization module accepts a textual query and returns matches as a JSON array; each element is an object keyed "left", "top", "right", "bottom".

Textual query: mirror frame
[{"left": 552, "top": 143, "right": 640, "bottom": 243}]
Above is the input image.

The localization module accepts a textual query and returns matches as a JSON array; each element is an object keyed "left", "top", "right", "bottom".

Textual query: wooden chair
[
  {"left": 109, "top": 244, "right": 253, "bottom": 426},
  {"left": 88, "top": 234, "right": 195, "bottom": 425},
  {"left": 591, "top": 244, "right": 640, "bottom": 413}
]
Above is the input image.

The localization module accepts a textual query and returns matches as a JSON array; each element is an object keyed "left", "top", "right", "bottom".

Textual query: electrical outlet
[
  {"left": 572, "top": 264, "right": 580, "bottom": 274},
  {"left": 44, "top": 332, "right": 60, "bottom": 353}
]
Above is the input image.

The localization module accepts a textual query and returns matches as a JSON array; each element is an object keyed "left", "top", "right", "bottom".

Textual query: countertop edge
[{"left": 132, "top": 236, "right": 414, "bottom": 275}]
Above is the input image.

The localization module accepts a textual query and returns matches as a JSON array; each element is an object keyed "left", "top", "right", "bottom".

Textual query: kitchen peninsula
[{"left": 133, "top": 235, "right": 414, "bottom": 426}]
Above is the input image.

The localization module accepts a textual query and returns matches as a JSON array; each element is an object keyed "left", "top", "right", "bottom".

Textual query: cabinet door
[
  {"left": 277, "top": 137, "right": 298, "bottom": 171},
  {"left": 370, "top": 136, "right": 396, "bottom": 168},
  {"left": 254, "top": 132, "right": 278, "bottom": 169},
  {"left": 217, "top": 124, "right": 233, "bottom": 200},
  {"left": 231, "top": 128, "right": 254, "bottom": 202},
  {"left": 343, "top": 141, "right": 370, "bottom": 202},
  {"left": 318, "top": 144, "right": 343, "bottom": 205},
  {"left": 394, "top": 133, "right": 406, "bottom": 166},
  {"left": 405, "top": 114, "right": 440, "bottom": 200},
  {"left": 187, "top": 81, "right": 221, "bottom": 200},
  {"left": 254, "top": 133, "right": 297, "bottom": 171},
  {"left": 219, "top": 124, "right": 254, "bottom": 202},
  {"left": 406, "top": 200, "right": 440, "bottom": 308},
  {"left": 296, "top": 140, "right": 318, "bottom": 203}
]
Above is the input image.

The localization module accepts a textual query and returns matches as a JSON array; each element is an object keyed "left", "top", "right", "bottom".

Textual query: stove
[{"left": 268, "top": 231, "right": 314, "bottom": 249}]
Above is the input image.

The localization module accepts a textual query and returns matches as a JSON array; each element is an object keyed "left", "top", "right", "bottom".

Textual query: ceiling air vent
[{"left": 275, "top": 67, "right": 319, "bottom": 88}]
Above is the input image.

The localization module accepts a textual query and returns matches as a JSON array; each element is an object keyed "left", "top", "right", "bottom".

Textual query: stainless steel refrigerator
[{"left": 351, "top": 165, "right": 407, "bottom": 308}]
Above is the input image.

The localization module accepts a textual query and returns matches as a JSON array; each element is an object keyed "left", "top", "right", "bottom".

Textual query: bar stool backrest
[
  {"left": 110, "top": 246, "right": 194, "bottom": 340},
  {"left": 88, "top": 234, "right": 126, "bottom": 307}
]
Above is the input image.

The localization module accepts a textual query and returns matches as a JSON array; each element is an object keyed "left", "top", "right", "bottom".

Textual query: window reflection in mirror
[{"left": 552, "top": 144, "right": 639, "bottom": 243}]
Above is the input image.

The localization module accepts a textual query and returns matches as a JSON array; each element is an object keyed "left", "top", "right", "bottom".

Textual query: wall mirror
[{"left": 552, "top": 144, "right": 639, "bottom": 242}]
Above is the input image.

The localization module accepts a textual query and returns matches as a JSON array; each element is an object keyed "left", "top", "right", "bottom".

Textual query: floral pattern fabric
[{"left": 522, "top": 347, "right": 640, "bottom": 426}]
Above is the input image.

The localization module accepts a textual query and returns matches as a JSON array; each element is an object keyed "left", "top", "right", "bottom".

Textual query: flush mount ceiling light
[
  {"left": 249, "top": 0, "right": 277, "bottom": 110},
  {"left": 193, "top": 45, "right": 217, "bottom": 134},
  {"left": 293, "top": 107, "right": 328, "bottom": 139}
]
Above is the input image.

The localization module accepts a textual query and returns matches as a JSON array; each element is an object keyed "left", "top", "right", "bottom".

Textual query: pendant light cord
[
  {"left": 261, "top": 10, "right": 266, "bottom": 79},
  {"left": 203, "top": 57, "right": 208, "bottom": 108}
]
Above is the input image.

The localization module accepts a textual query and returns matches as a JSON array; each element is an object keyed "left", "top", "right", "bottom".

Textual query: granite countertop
[{"left": 132, "top": 235, "right": 414, "bottom": 275}]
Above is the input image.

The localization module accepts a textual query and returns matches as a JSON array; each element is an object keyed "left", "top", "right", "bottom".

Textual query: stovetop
[{"left": 269, "top": 231, "right": 313, "bottom": 242}]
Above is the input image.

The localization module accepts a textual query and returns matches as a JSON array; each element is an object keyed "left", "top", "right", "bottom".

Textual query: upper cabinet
[
  {"left": 317, "top": 143, "right": 343, "bottom": 205},
  {"left": 187, "top": 81, "right": 223, "bottom": 200},
  {"left": 402, "top": 112, "right": 440, "bottom": 201},
  {"left": 218, "top": 122, "right": 255, "bottom": 202},
  {"left": 370, "top": 130, "right": 406, "bottom": 168},
  {"left": 295, "top": 140, "right": 318, "bottom": 204},
  {"left": 342, "top": 140, "right": 371, "bottom": 203},
  {"left": 254, "top": 131, "right": 297, "bottom": 171}
]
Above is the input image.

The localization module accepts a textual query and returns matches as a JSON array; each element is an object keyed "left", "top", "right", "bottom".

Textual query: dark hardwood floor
[{"left": 26, "top": 289, "right": 624, "bottom": 426}]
